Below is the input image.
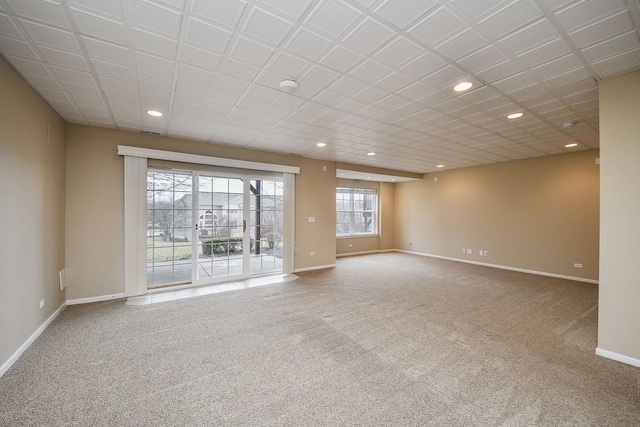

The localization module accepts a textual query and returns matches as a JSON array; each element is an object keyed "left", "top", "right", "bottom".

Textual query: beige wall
[
  {"left": 335, "top": 179, "right": 396, "bottom": 255},
  {"left": 598, "top": 70, "right": 640, "bottom": 362},
  {"left": 65, "top": 124, "right": 337, "bottom": 299},
  {"left": 0, "top": 56, "right": 67, "bottom": 368},
  {"left": 394, "top": 150, "right": 600, "bottom": 281}
]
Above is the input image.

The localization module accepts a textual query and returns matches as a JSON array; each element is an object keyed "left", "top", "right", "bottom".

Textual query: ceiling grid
[{"left": 1, "top": 0, "right": 639, "bottom": 173}]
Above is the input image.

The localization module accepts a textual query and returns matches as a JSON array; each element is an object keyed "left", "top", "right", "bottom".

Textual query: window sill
[{"left": 336, "top": 234, "right": 379, "bottom": 239}]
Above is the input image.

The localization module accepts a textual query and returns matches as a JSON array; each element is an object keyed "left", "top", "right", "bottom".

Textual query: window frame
[{"left": 336, "top": 187, "right": 378, "bottom": 237}]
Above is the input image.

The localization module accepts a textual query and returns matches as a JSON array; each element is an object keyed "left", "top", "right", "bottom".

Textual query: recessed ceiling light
[
  {"left": 565, "top": 143, "right": 578, "bottom": 148},
  {"left": 367, "top": 152, "right": 375, "bottom": 156},
  {"left": 507, "top": 112, "right": 524, "bottom": 119},
  {"left": 453, "top": 81, "right": 473, "bottom": 92},
  {"left": 279, "top": 79, "right": 298, "bottom": 93},
  {"left": 562, "top": 120, "right": 577, "bottom": 128},
  {"left": 436, "top": 164, "right": 444, "bottom": 168},
  {"left": 367, "top": 176, "right": 372, "bottom": 179},
  {"left": 316, "top": 142, "right": 326, "bottom": 147},
  {"left": 391, "top": 179, "right": 396, "bottom": 182},
  {"left": 146, "top": 110, "right": 163, "bottom": 117},
  {"left": 340, "top": 173, "right": 344, "bottom": 176}
]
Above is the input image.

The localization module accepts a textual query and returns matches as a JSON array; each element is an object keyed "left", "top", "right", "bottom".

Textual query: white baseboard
[
  {"left": 0, "top": 301, "right": 67, "bottom": 378},
  {"left": 336, "top": 249, "right": 394, "bottom": 258},
  {"left": 395, "top": 250, "right": 599, "bottom": 285},
  {"left": 596, "top": 348, "right": 640, "bottom": 367},
  {"left": 66, "top": 293, "right": 125, "bottom": 305},
  {"left": 294, "top": 263, "right": 336, "bottom": 273}
]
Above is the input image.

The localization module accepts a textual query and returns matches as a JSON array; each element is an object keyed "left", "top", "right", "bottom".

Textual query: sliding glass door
[{"left": 146, "top": 170, "right": 284, "bottom": 288}]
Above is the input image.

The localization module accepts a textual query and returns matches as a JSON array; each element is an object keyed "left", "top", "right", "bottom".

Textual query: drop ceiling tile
[
  {"left": 374, "top": 0, "right": 438, "bottom": 29},
  {"left": 544, "top": 66, "right": 592, "bottom": 88},
  {"left": 306, "top": 0, "right": 361, "bottom": 39},
  {"left": 407, "top": 6, "right": 465, "bottom": 48},
  {"left": 530, "top": 53, "right": 583, "bottom": 81},
  {"left": 350, "top": 59, "right": 392, "bottom": 84},
  {"left": 375, "top": 71, "right": 413, "bottom": 93},
  {"left": 451, "top": 0, "right": 511, "bottom": 21},
  {"left": 25, "top": 74, "right": 62, "bottom": 90},
  {"left": 352, "top": 85, "right": 387, "bottom": 104},
  {"left": 257, "top": 0, "right": 314, "bottom": 20},
  {"left": 476, "top": 60, "right": 523, "bottom": 83},
  {"left": 38, "top": 46, "right": 89, "bottom": 71},
  {"left": 555, "top": 0, "right": 626, "bottom": 33},
  {"left": 191, "top": 0, "right": 246, "bottom": 29},
  {"left": 177, "top": 63, "right": 214, "bottom": 86},
  {"left": 19, "top": 19, "right": 81, "bottom": 54},
  {"left": 372, "top": 93, "right": 405, "bottom": 110},
  {"left": 50, "top": 65, "right": 96, "bottom": 85},
  {"left": 0, "top": 35, "right": 40, "bottom": 60},
  {"left": 568, "top": 10, "right": 633, "bottom": 49},
  {"left": 243, "top": 6, "right": 294, "bottom": 47},
  {"left": 499, "top": 18, "right": 560, "bottom": 57},
  {"left": 230, "top": 36, "right": 276, "bottom": 66},
  {"left": 0, "top": 13, "right": 26, "bottom": 39},
  {"left": 82, "top": 36, "right": 130, "bottom": 65},
  {"left": 515, "top": 37, "right": 572, "bottom": 69},
  {"left": 181, "top": 44, "right": 222, "bottom": 71},
  {"left": 312, "top": 89, "right": 346, "bottom": 107},
  {"left": 436, "top": 28, "right": 488, "bottom": 61},
  {"left": 133, "top": 0, "right": 182, "bottom": 39},
  {"left": 343, "top": 17, "right": 395, "bottom": 55},
  {"left": 400, "top": 52, "right": 448, "bottom": 79},
  {"left": 268, "top": 51, "right": 311, "bottom": 77},
  {"left": 68, "top": 0, "right": 124, "bottom": 21},
  {"left": 92, "top": 59, "right": 134, "bottom": 81},
  {"left": 374, "top": 36, "right": 422, "bottom": 68},
  {"left": 175, "top": 80, "right": 208, "bottom": 98},
  {"left": 63, "top": 81, "right": 101, "bottom": 98},
  {"left": 132, "top": 28, "right": 178, "bottom": 59},
  {"left": 221, "top": 58, "right": 260, "bottom": 81},
  {"left": 211, "top": 74, "right": 251, "bottom": 93},
  {"left": 591, "top": 48, "right": 640, "bottom": 78},
  {"left": 300, "top": 65, "right": 341, "bottom": 88},
  {"left": 284, "top": 27, "right": 333, "bottom": 61},
  {"left": 319, "top": 45, "right": 364, "bottom": 73},
  {"left": 135, "top": 51, "right": 175, "bottom": 78},
  {"left": 138, "top": 70, "right": 173, "bottom": 90},
  {"left": 582, "top": 31, "right": 640, "bottom": 64},
  {"left": 5, "top": 0, "right": 70, "bottom": 29},
  {"left": 72, "top": 93, "right": 107, "bottom": 109},
  {"left": 98, "top": 75, "right": 135, "bottom": 94},
  {"left": 185, "top": 17, "right": 233, "bottom": 54},
  {"left": 477, "top": 0, "right": 543, "bottom": 39},
  {"left": 424, "top": 65, "right": 469, "bottom": 90},
  {"left": 36, "top": 88, "right": 73, "bottom": 104},
  {"left": 397, "top": 81, "right": 435, "bottom": 100},
  {"left": 70, "top": 8, "right": 127, "bottom": 45}
]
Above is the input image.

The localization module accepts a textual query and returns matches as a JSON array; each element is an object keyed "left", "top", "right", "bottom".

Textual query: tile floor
[{"left": 126, "top": 273, "right": 298, "bottom": 306}]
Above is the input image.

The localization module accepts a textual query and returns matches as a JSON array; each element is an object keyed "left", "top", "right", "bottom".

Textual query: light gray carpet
[{"left": 1, "top": 253, "right": 639, "bottom": 426}]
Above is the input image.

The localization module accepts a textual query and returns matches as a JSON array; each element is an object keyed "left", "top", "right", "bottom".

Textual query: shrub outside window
[{"left": 336, "top": 187, "right": 377, "bottom": 236}]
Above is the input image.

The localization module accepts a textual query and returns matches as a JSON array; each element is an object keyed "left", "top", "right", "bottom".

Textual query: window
[{"left": 336, "top": 187, "right": 378, "bottom": 236}]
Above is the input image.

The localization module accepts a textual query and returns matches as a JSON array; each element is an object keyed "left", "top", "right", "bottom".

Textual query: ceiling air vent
[{"left": 139, "top": 130, "right": 162, "bottom": 136}]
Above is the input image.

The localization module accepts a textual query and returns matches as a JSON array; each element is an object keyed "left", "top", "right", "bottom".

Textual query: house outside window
[{"left": 336, "top": 187, "right": 378, "bottom": 236}]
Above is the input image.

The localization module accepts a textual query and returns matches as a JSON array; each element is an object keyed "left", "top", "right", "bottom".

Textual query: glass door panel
[
  {"left": 196, "top": 175, "right": 246, "bottom": 282},
  {"left": 146, "top": 171, "right": 193, "bottom": 288},
  {"left": 249, "top": 178, "right": 284, "bottom": 275}
]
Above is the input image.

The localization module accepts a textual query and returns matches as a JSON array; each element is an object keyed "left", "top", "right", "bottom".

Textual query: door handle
[{"left": 243, "top": 219, "right": 246, "bottom": 233}]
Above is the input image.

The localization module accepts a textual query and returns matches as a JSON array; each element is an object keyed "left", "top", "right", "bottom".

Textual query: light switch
[{"left": 308, "top": 217, "right": 315, "bottom": 223}]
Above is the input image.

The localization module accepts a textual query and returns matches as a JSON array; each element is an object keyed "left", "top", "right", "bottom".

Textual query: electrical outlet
[
  {"left": 484, "top": 251, "right": 489, "bottom": 257},
  {"left": 310, "top": 251, "right": 315, "bottom": 256},
  {"left": 463, "top": 248, "right": 467, "bottom": 254},
  {"left": 467, "top": 249, "right": 473, "bottom": 255},
  {"left": 348, "top": 244, "right": 353, "bottom": 247},
  {"left": 39, "top": 299, "right": 45, "bottom": 309}
]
